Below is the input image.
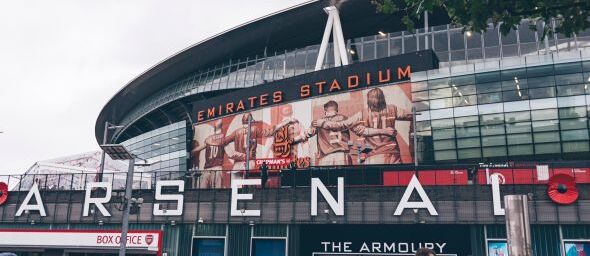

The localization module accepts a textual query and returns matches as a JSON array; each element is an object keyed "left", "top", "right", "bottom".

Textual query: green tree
[{"left": 372, "top": 0, "right": 590, "bottom": 38}]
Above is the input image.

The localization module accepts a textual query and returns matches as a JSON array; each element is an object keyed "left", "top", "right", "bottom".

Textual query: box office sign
[
  {"left": 0, "top": 230, "right": 162, "bottom": 255},
  {"left": 300, "top": 224, "right": 472, "bottom": 256}
]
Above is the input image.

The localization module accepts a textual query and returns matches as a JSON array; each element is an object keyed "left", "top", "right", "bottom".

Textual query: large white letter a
[{"left": 394, "top": 175, "right": 438, "bottom": 216}]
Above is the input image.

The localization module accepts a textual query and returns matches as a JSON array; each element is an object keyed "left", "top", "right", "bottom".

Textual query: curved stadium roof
[{"left": 95, "top": 0, "right": 449, "bottom": 144}]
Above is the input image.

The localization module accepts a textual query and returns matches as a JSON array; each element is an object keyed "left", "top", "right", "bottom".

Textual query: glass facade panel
[
  {"left": 115, "top": 22, "right": 590, "bottom": 166},
  {"left": 458, "top": 148, "right": 481, "bottom": 159},
  {"left": 563, "top": 141, "right": 590, "bottom": 152},
  {"left": 535, "top": 143, "right": 561, "bottom": 154},
  {"left": 121, "top": 121, "right": 188, "bottom": 175},
  {"left": 508, "top": 144, "right": 533, "bottom": 155},
  {"left": 457, "top": 137, "right": 481, "bottom": 148}
]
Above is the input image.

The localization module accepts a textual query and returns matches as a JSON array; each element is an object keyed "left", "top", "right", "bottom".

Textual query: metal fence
[{"left": 6, "top": 161, "right": 590, "bottom": 191}]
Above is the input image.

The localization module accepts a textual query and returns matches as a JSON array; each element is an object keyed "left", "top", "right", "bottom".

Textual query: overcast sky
[{"left": 0, "top": 0, "right": 308, "bottom": 174}]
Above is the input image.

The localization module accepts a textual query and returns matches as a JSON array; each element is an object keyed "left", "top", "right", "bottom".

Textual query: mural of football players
[
  {"left": 295, "top": 100, "right": 351, "bottom": 166},
  {"left": 222, "top": 112, "right": 294, "bottom": 179},
  {"left": 314, "top": 87, "right": 413, "bottom": 164},
  {"left": 192, "top": 120, "right": 225, "bottom": 188}
]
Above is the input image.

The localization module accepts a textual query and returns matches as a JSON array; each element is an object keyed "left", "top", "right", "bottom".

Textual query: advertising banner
[
  {"left": 565, "top": 241, "right": 590, "bottom": 256},
  {"left": 191, "top": 83, "right": 414, "bottom": 188},
  {"left": 299, "top": 225, "right": 472, "bottom": 256}
]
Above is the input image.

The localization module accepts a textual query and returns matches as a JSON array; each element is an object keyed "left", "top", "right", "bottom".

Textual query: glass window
[
  {"left": 362, "top": 41, "right": 376, "bottom": 61},
  {"left": 503, "top": 90, "right": 528, "bottom": 101},
  {"left": 430, "top": 108, "right": 453, "bottom": 119},
  {"left": 293, "top": 50, "right": 307, "bottom": 76},
  {"left": 449, "top": 29, "right": 465, "bottom": 51},
  {"left": 478, "top": 92, "right": 503, "bottom": 104},
  {"left": 507, "top": 133, "right": 533, "bottom": 145},
  {"left": 428, "top": 78, "right": 451, "bottom": 90},
  {"left": 555, "top": 73, "right": 584, "bottom": 86},
  {"left": 430, "top": 98, "right": 453, "bottom": 109},
  {"left": 561, "top": 118, "right": 588, "bottom": 130},
  {"left": 453, "top": 95, "right": 477, "bottom": 106},
  {"left": 476, "top": 71, "right": 501, "bottom": 84},
  {"left": 531, "top": 109, "right": 558, "bottom": 120},
  {"left": 454, "top": 105, "right": 478, "bottom": 117},
  {"left": 433, "top": 128, "right": 455, "bottom": 140},
  {"left": 482, "top": 135, "right": 506, "bottom": 146},
  {"left": 505, "top": 111, "right": 531, "bottom": 123},
  {"left": 532, "top": 120, "right": 559, "bottom": 132},
  {"left": 561, "top": 129, "right": 589, "bottom": 141},
  {"left": 412, "top": 81, "right": 428, "bottom": 92},
  {"left": 431, "top": 118, "right": 454, "bottom": 129},
  {"left": 527, "top": 76, "right": 556, "bottom": 88},
  {"left": 252, "top": 239, "right": 286, "bottom": 256},
  {"left": 412, "top": 91, "right": 429, "bottom": 101},
  {"left": 434, "top": 139, "right": 456, "bottom": 150},
  {"left": 508, "top": 144, "right": 533, "bottom": 156},
  {"left": 390, "top": 35, "right": 402, "bottom": 56},
  {"left": 529, "top": 87, "right": 556, "bottom": 99},
  {"left": 535, "top": 143, "right": 561, "bottom": 154},
  {"left": 456, "top": 126, "right": 480, "bottom": 138},
  {"left": 502, "top": 68, "right": 527, "bottom": 81},
  {"left": 414, "top": 101, "right": 430, "bottom": 111},
  {"left": 559, "top": 106, "right": 587, "bottom": 118},
  {"left": 458, "top": 148, "right": 481, "bottom": 159},
  {"left": 558, "top": 95, "right": 586, "bottom": 107},
  {"left": 305, "top": 47, "right": 319, "bottom": 72},
  {"left": 563, "top": 141, "right": 590, "bottom": 153},
  {"left": 506, "top": 122, "right": 532, "bottom": 134},
  {"left": 433, "top": 31, "right": 449, "bottom": 52},
  {"left": 476, "top": 81, "right": 502, "bottom": 93},
  {"left": 404, "top": 34, "right": 417, "bottom": 53},
  {"left": 434, "top": 150, "right": 457, "bottom": 160},
  {"left": 534, "top": 132, "right": 560, "bottom": 143},
  {"left": 453, "top": 84, "right": 476, "bottom": 95},
  {"left": 430, "top": 88, "right": 452, "bottom": 99},
  {"left": 452, "top": 75, "right": 476, "bottom": 86},
  {"left": 455, "top": 116, "right": 479, "bottom": 127},
  {"left": 554, "top": 62, "right": 583, "bottom": 75},
  {"left": 416, "top": 121, "right": 431, "bottom": 131},
  {"left": 502, "top": 78, "right": 528, "bottom": 91},
  {"left": 557, "top": 84, "right": 586, "bottom": 96},
  {"left": 457, "top": 137, "right": 481, "bottom": 148},
  {"left": 527, "top": 65, "right": 554, "bottom": 78},
  {"left": 483, "top": 146, "right": 507, "bottom": 157},
  {"left": 530, "top": 98, "right": 557, "bottom": 109},
  {"left": 192, "top": 238, "right": 224, "bottom": 256},
  {"left": 480, "top": 113, "right": 504, "bottom": 125},
  {"left": 376, "top": 40, "right": 388, "bottom": 59},
  {"left": 483, "top": 26, "right": 501, "bottom": 59},
  {"left": 481, "top": 124, "right": 505, "bottom": 136}
]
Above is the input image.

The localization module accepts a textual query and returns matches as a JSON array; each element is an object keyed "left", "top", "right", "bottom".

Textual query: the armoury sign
[
  {"left": 193, "top": 50, "right": 438, "bottom": 123},
  {"left": 300, "top": 225, "right": 472, "bottom": 256},
  {"left": 4, "top": 172, "right": 580, "bottom": 218}
]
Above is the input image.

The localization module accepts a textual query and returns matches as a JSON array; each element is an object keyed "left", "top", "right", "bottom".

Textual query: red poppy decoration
[
  {"left": 0, "top": 182, "right": 8, "bottom": 206},
  {"left": 547, "top": 174, "right": 579, "bottom": 205}
]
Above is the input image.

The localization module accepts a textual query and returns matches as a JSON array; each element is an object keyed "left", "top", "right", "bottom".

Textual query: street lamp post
[
  {"left": 99, "top": 122, "right": 124, "bottom": 182},
  {"left": 100, "top": 144, "right": 136, "bottom": 256},
  {"left": 245, "top": 114, "right": 253, "bottom": 177}
]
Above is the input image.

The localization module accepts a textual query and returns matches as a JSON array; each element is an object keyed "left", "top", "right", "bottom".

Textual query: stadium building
[{"left": 1, "top": 0, "right": 590, "bottom": 255}]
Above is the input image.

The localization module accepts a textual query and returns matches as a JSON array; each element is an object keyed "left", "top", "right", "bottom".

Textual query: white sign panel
[{"left": 0, "top": 230, "right": 161, "bottom": 254}]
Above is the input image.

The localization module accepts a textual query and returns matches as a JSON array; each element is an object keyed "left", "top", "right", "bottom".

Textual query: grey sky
[{"left": 0, "top": 0, "right": 308, "bottom": 174}]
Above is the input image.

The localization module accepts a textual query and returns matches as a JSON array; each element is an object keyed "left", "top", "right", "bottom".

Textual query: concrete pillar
[{"left": 504, "top": 195, "right": 533, "bottom": 256}]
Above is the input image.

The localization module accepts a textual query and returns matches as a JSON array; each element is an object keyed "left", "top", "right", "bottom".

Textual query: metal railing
[{"left": 5, "top": 161, "right": 590, "bottom": 191}]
